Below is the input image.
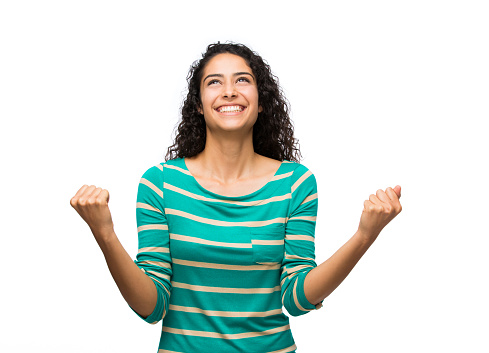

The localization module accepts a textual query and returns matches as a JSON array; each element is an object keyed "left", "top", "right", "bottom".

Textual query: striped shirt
[{"left": 133, "top": 158, "right": 322, "bottom": 353}]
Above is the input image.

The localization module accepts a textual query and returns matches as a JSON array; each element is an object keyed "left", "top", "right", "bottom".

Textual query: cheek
[
  {"left": 242, "top": 87, "right": 260, "bottom": 104},
  {"left": 199, "top": 94, "right": 211, "bottom": 113}
]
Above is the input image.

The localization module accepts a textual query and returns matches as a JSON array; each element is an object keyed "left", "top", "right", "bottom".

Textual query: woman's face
[{"left": 199, "top": 53, "right": 262, "bottom": 134}]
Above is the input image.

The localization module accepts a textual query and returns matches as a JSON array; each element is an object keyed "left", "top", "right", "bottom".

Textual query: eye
[
  {"left": 237, "top": 77, "right": 251, "bottom": 83},
  {"left": 207, "top": 79, "right": 221, "bottom": 86}
]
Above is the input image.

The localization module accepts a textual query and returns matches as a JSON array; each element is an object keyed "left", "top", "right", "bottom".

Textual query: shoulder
[
  {"left": 140, "top": 158, "right": 187, "bottom": 180},
  {"left": 282, "top": 160, "right": 316, "bottom": 179},
  {"left": 281, "top": 160, "right": 317, "bottom": 193},
  {"left": 137, "top": 159, "right": 187, "bottom": 202}
]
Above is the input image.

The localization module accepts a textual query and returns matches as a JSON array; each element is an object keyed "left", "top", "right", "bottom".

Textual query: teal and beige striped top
[{"left": 133, "top": 158, "right": 322, "bottom": 353}]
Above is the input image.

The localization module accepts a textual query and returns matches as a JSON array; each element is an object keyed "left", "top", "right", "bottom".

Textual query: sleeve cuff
[
  {"left": 129, "top": 279, "right": 165, "bottom": 325},
  {"left": 296, "top": 272, "right": 323, "bottom": 311}
]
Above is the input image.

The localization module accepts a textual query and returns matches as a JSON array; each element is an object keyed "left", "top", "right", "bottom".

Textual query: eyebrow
[{"left": 203, "top": 72, "right": 255, "bottom": 83}]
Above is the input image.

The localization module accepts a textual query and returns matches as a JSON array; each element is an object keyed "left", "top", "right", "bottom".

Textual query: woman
[{"left": 71, "top": 43, "right": 402, "bottom": 352}]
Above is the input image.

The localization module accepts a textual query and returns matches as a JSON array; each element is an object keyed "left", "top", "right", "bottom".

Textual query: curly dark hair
[{"left": 165, "top": 42, "right": 301, "bottom": 162}]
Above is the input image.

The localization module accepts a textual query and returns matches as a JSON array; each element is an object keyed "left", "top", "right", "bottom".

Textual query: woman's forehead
[{"left": 203, "top": 53, "right": 252, "bottom": 75}]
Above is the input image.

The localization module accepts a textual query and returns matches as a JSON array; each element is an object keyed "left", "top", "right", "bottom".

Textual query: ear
[
  {"left": 198, "top": 103, "right": 203, "bottom": 115},
  {"left": 258, "top": 105, "right": 263, "bottom": 113}
]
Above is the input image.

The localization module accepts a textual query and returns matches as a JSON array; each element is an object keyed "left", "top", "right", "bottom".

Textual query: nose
[{"left": 222, "top": 82, "right": 237, "bottom": 99}]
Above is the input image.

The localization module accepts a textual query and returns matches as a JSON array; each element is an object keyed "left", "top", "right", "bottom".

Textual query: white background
[{"left": 1, "top": 1, "right": 488, "bottom": 352}]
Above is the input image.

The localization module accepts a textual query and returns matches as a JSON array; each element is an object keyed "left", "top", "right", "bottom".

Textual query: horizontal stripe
[
  {"left": 284, "top": 264, "right": 313, "bottom": 275},
  {"left": 288, "top": 216, "right": 316, "bottom": 222},
  {"left": 172, "top": 258, "right": 280, "bottom": 271},
  {"left": 169, "top": 304, "right": 282, "bottom": 317},
  {"left": 172, "top": 281, "right": 280, "bottom": 294},
  {"left": 165, "top": 182, "right": 291, "bottom": 206},
  {"left": 271, "top": 171, "right": 293, "bottom": 181},
  {"left": 252, "top": 239, "right": 284, "bottom": 246},
  {"left": 138, "top": 246, "right": 169, "bottom": 253},
  {"left": 300, "top": 193, "right": 318, "bottom": 206},
  {"left": 136, "top": 202, "right": 161, "bottom": 213},
  {"left": 164, "top": 164, "right": 192, "bottom": 175},
  {"left": 166, "top": 208, "right": 286, "bottom": 227},
  {"left": 257, "top": 193, "right": 292, "bottom": 206},
  {"left": 162, "top": 324, "right": 290, "bottom": 340},
  {"left": 137, "top": 224, "right": 168, "bottom": 232},
  {"left": 170, "top": 233, "right": 251, "bottom": 248},
  {"left": 285, "top": 254, "right": 314, "bottom": 261},
  {"left": 140, "top": 178, "right": 163, "bottom": 198},
  {"left": 291, "top": 170, "right": 312, "bottom": 193},
  {"left": 139, "top": 260, "right": 171, "bottom": 269},
  {"left": 286, "top": 234, "right": 315, "bottom": 242},
  {"left": 147, "top": 270, "right": 171, "bottom": 281}
]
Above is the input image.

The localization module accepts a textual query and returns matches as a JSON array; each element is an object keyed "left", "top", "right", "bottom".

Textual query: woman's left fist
[{"left": 358, "top": 185, "right": 402, "bottom": 240}]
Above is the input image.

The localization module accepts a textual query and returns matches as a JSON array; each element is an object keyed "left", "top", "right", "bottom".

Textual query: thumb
[{"left": 393, "top": 185, "right": 401, "bottom": 199}]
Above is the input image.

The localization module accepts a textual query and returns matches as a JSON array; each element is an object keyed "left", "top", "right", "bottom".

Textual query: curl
[{"left": 165, "top": 42, "right": 301, "bottom": 163}]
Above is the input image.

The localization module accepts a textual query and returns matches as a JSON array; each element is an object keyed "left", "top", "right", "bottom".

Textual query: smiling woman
[
  {"left": 197, "top": 53, "right": 263, "bottom": 137},
  {"left": 166, "top": 43, "right": 300, "bottom": 164},
  {"left": 70, "top": 42, "right": 402, "bottom": 353}
]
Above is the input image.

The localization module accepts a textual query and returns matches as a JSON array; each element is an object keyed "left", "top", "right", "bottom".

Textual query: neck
[{"left": 193, "top": 128, "right": 257, "bottom": 184}]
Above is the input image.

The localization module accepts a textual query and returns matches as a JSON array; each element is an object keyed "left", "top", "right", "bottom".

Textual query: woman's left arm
[{"left": 304, "top": 186, "right": 402, "bottom": 305}]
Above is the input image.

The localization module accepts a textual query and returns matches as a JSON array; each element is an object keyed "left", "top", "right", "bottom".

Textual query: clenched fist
[
  {"left": 358, "top": 185, "right": 402, "bottom": 241},
  {"left": 70, "top": 185, "right": 114, "bottom": 239}
]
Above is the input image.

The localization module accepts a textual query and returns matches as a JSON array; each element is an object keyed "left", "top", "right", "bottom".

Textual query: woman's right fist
[{"left": 70, "top": 185, "right": 114, "bottom": 236}]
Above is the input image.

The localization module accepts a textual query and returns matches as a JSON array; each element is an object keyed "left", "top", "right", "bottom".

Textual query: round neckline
[{"left": 182, "top": 157, "right": 285, "bottom": 200}]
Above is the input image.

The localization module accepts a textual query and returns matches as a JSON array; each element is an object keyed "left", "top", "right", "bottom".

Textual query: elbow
[
  {"left": 282, "top": 272, "right": 321, "bottom": 317},
  {"left": 283, "top": 295, "right": 314, "bottom": 317},
  {"left": 132, "top": 277, "right": 172, "bottom": 325}
]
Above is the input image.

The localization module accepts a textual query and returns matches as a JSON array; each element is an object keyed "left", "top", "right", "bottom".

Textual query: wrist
[
  {"left": 91, "top": 226, "right": 117, "bottom": 249},
  {"left": 355, "top": 228, "right": 380, "bottom": 247}
]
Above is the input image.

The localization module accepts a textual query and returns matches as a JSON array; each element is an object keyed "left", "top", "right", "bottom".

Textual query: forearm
[
  {"left": 94, "top": 228, "right": 158, "bottom": 318},
  {"left": 304, "top": 230, "right": 377, "bottom": 305}
]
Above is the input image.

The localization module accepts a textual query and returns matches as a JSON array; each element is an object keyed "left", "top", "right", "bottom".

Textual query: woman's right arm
[{"left": 70, "top": 185, "right": 158, "bottom": 318}]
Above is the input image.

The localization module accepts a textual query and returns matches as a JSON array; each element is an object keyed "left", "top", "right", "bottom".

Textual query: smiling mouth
[{"left": 216, "top": 105, "right": 245, "bottom": 113}]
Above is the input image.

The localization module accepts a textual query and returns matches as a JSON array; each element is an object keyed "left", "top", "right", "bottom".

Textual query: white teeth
[{"left": 218, "top": 105, "right": 244, "bottom": 113}]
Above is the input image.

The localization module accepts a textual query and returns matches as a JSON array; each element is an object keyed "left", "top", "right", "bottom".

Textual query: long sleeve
[
  {"left": 280, "top": 164, "right": 322, "bottom": 317},
  {"left": 133, "top": 164, "right": 172, "bottom": 324}
]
